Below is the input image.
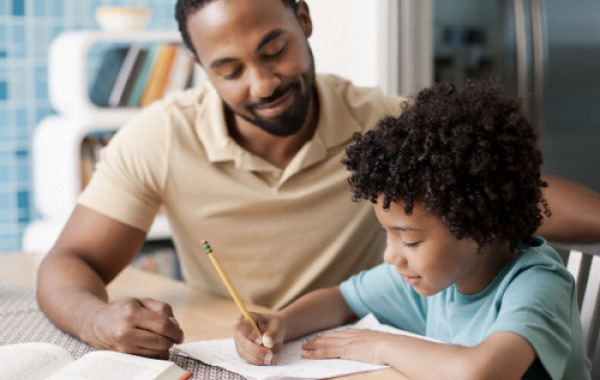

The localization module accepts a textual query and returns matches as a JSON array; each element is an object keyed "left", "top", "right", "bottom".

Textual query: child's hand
[
  {"left": 301, "top": 328, "right": 390, "bottom": 365},
  {"left": 233, "top": 312, "right": 286, "bottom": 366}
]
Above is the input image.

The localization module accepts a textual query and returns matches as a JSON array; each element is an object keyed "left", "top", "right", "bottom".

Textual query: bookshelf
[
  {"left": 23, "top": 30, "right": 198, "bottom": 257},
  {"left": 48, "top": 30, "right": 187, "bottom": 118}
]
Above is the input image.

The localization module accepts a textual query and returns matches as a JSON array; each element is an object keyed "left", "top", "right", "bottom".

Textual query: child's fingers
[
  {"left": 234, "top": 316, "right": 261, "bottom": 341},
  {"left": 302, "top": 335, "right": 345, "bottom": 360},
  {"left": 233, "top": 315, "right": 277, "bottom": 365},
  {"left": 257, "top": 314, "right": 285, "bottom": 351},
  {"left": 261, "top": 323, "right": 280, "bottom": 349},
  {"left": 233, "top": 327, "right": 275, "bottom": 365}
]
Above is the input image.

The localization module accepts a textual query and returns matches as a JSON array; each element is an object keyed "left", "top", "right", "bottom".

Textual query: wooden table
[{"left": 0, "top": 253, "right": 409, "bottom": 380}]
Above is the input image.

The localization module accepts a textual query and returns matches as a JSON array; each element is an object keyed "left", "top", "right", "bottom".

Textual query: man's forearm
[
  {"left": 537, "top": 175, "right": 600, "bottom": 243},
  {"left": 36, "top": 253, "right": 110, "bottom": 342}
]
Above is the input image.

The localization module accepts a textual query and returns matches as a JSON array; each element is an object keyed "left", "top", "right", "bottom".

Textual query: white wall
[
  {"left": 304, "top": 0, "right": 433, "bottom": 96},
  {"left": 304, "top": 0, "right": 382, "bottom": 88}
]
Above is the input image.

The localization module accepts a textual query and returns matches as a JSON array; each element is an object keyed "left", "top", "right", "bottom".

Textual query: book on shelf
[
  {"left": 108, "top": 44, "right": 144, "bottom": 107},
  {"left": 127, "top": 44, "right": 158, "bottom": 107},
  {"left": 162, "top": 45, "right": 195, "bottom": 98},
  {"left": 88, "top": 42, "right": 196, "bottom": 109},
  {"left": 133, "top": 240, "right": 182, "bottom": 280},
  {"left": 80, "top": 132, "right": 114, "bottom": 189},
  {"left": 140, "top": 44, "right": 179, "bottom": 107},
  {"left": 89, "top": 46, "right": 129, "bottom": 107},
  {"left": 0, "top": 342, "right": 191, "bottom": 380},
  {"left": 119, "top": 47, "right": 149, "bottom": 107}
]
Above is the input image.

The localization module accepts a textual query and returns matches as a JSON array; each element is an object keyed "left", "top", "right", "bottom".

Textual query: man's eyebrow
[
  {"left": 209, "top": 29, "right": 285, "bottom": 69},
  {"left": 256, "top": 29, "right": 285, "bottom": 52},
  {"left": 210, "top": 57, "right": 238, "bottom": 69}
]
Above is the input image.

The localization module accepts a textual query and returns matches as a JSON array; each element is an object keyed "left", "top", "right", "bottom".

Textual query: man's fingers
[
  {"left": 129, "top": 326, "right": 179, "bottom": 351},
  {"left": 135, "top": 302, "right": 184, "bottom": 343},
  {"left": 169, "top": 316, "right": 180, "bottom": 328},
  {"left": 139, "top": 298, "right": 175, "bottom": 317}
]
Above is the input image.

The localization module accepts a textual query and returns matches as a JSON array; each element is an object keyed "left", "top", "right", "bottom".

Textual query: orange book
[{"left": 140, "top": 44, "right": 178, "bottom": 107}]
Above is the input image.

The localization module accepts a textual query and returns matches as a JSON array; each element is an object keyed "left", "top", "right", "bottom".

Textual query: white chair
[{"left": 551, "top": 241, "right": 600, "bottom": 379}]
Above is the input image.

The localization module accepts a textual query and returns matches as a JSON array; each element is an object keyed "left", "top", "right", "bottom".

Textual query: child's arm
[
  {"left": 233, "top": 286, "right": 355, "bottom": 365},
  {"left": 279, "top": 286, "right": 355, "bottom": 341},
  {"left": 302, "top": 328, "right": 536, "bottom": 380}
]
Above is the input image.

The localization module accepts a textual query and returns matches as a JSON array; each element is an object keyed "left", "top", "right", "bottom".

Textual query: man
[{"left": 37, "top": 0, "right": 600, "bottom": 359}]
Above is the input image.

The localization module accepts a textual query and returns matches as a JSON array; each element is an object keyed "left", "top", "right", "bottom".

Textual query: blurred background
[
  {"left": 0, "top": 1, "right": 176, "bottom": 253},
  {"left": 1, "top": 0, "right": 598, "bottom": 255}
]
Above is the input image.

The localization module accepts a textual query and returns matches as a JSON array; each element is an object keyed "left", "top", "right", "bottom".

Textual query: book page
[
  {"left": 45, "top": 351, "right": 185, "bottom": 380},
  {"left": 178, "top": 313, "right": 440, "bottom": 380},
  {"left": 0, "top": 342, "right": 74, "bottom": 380}
]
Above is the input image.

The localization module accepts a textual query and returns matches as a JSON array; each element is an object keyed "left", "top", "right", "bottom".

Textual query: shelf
[
  {"left": 48, "top": 30, "right": 183, "bottom": 117},
  {"left": 24, "top": 30, "right": 183, "bottom": 254},
  {"left": 32, "top": 115, "right": 118, "bottom": 220},
  {"left": 22, "top": 215, "right": 172, "bottom": 254}
]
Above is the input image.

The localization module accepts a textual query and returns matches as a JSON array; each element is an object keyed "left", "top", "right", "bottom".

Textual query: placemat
[{"left": 0, "top": 280, "right": 245, "bottom": 380}]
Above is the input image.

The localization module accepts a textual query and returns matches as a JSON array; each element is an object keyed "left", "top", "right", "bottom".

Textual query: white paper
[
  {"left": 178, "top": 314, "right": 439, "bottom": 380},
  {"left": 0, "top": 342, "right": 74, "bottom": 380},
  {"left": 45, "top": 351, "right": 184, "bottom": 380},
  {"left": 0, "top": 343, "right": 185, "bottom": 380}
]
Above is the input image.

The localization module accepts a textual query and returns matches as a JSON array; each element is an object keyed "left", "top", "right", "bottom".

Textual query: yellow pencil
[{"left": 201, "top": 239, "right": 261, "bottom": 334}]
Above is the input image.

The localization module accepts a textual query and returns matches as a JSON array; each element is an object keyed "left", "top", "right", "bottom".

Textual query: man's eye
[
  {"left": 403, "top": 241, "right": 420, "bottom": 248},
  {"left": 263, "top": 45, "right": 286, "bottom": 59},
  {"left": 222, "top": 68, "right": 242, "bottom": 80}
]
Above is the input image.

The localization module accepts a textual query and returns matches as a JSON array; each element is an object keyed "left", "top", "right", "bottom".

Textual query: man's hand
[{"left": 82, "top": 297, "right": 184, "bottom": 359}]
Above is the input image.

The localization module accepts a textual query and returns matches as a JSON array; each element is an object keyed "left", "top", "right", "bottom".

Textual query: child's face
[{"left": 375, "top": 197, "right": 491, "bottom": 296}]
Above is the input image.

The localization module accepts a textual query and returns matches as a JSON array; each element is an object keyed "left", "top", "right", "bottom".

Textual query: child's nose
[{"left": 383, "top": 246, "right": 407, "bottom": 267}]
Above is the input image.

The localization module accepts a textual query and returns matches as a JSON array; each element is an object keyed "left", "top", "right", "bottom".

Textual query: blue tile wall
[{"left": 0, "top": 0, "right": 177, "bottom": 253}]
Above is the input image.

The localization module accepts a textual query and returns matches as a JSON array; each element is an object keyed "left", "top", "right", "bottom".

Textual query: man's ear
[
  {"left": 190, "top": 51, "right": 202, "bottom": 67},
  {"left": 295, "top": 0, "right": 313, "bottom": 38}
]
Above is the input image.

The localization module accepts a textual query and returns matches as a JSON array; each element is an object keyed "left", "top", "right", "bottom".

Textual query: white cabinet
[{"left": 23, "top": 30, "right": 189, "bottom": 253}]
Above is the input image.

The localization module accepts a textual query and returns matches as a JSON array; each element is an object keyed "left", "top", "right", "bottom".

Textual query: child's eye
[{"left": 403, "top": 241, "right": 420, "bottom": 248}]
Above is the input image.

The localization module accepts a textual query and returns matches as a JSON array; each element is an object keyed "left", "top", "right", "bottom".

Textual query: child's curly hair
[{"left": 342, "top": 80, "right": 549, "bottom": 251}]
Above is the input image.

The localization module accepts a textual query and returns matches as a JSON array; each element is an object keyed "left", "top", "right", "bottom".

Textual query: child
[{"left": 233, "top": 81, "right": 591, "bottom": 380}]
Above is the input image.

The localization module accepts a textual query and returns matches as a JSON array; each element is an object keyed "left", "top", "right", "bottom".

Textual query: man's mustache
[{"left": 248, "top": 82, "right": 300, "bottom": 110}]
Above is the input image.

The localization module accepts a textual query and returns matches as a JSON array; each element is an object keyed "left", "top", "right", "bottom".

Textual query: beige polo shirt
[{"left": 79, "top": 74, "right": 403, "bottom": 309}]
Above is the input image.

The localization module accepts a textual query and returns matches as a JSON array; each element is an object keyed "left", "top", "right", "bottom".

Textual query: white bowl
[{"left": 95, "top": 6, "right": 151, "bottom": 33}]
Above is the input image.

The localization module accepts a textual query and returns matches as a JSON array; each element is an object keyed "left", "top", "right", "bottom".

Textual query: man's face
[{"left": 188, "top": 0, "right": 316, "bottom": 137}]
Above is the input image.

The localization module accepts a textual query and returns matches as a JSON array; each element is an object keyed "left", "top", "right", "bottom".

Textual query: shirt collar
[{"left": 196, "top": 74, "right": 363, "bottom": 173}]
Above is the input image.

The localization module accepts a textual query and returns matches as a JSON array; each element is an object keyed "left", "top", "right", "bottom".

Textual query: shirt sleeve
[
  {"left": 487, "top": 261, "right": 576, "bottom": 380},
  {"left": 340, "top": 263, "right": 428, "bottom": 335},
  {"left": 78, "top": 102, "right": 169, "bottom": 232}
]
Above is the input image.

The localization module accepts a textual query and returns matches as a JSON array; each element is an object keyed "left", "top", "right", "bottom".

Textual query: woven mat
[{"left": 0, "top": 280, "right": 245, "bottom": 380}]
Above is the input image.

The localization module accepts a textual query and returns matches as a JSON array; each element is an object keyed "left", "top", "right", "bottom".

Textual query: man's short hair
[{"left": 175, "top": 0, "right": 298, "bottom": 56}]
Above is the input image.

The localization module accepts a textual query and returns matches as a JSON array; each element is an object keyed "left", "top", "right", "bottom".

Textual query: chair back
[{"left": 551, "top": 242, "right": 600, "bottom": 379}]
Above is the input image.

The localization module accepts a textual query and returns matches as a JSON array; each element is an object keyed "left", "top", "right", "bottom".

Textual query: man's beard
[{"left": 225, "top": 52, "right": 316, "bottom": 137}]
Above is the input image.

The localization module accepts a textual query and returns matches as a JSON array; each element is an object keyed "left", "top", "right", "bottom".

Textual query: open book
[
  {"left": 0, "top": 342, "right": 191, "bottom": 380},
  {"left": 178, "top": 313, "right": 440, "bottom": 380}
]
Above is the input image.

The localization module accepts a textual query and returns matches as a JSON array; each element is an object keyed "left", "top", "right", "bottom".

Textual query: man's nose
[{"left": 249, "top": 65, "right": 281, "bottom": 100}]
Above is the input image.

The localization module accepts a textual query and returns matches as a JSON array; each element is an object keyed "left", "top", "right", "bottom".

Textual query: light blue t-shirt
[{"left": 340, "top": 238, "right": 590, "bottom": 380}]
